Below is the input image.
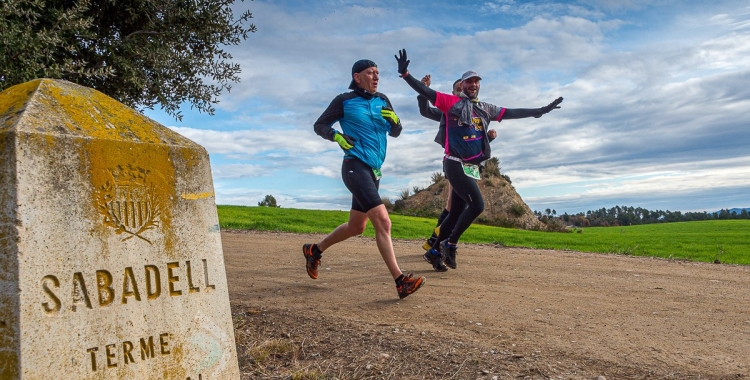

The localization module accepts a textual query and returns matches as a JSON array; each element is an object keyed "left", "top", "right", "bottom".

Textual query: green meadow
[{"left": 218, "top": 205, "right": 750, "bottom": 265}]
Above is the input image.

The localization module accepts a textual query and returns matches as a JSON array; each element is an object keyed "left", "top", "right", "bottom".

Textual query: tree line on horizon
[{"left": 534, "top": 206, "right": 750, "bottom": 227}]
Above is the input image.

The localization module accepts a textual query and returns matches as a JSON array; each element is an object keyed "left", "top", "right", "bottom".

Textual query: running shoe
[
  {"left": 396, "top": 273, "right": 425, "bottom": 299},
  {"left": 440, "top": 240, "right": 457, "bottom": 269},
  {"left": 302, "top": 243, "right": 321, "bottom": 279},
  {"left": 423, "top": 248, "right": 448, "bottom": 272}
]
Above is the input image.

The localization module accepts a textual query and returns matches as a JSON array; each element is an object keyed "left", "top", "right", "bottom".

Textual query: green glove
[
  {"left": 334, "top": 132, "right": 356, "bottom": 150},
  {"left": 381, "top": 107, "right": 400, "bottom": 126},
  {"left": 381, "top": 107, "right": 403, "bottom": 137}
]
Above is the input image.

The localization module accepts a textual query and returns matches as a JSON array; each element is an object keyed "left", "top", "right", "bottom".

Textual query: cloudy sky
[{"left": 145, "top": 0, "right": 750, "bottom": 215}]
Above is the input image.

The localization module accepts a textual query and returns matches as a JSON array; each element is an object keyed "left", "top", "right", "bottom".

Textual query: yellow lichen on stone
[
  {"left": 39, "top": 80, "right": 180, "bottom": 144},
  {"left": 0, "top": 79, "right": 215, "bottom": 258},
  {"left": 1, "top": 79, "right": 197, "bottom": 146},
  {"left": 0, "top": 79, "right": 42, "bottom": 132},
  {"left": 1, "top": 79, "right": 238, "bottom": 378},
  {"left": 181, "top": 191, "right": 215, "bottom": 200},
  {"left": 84, "top": 139, "right": 177, "bottom": 256}
]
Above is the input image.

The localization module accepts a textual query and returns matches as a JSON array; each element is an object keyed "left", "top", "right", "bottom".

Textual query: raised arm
[
  {"left": 503, "top": 97, "right": 564, "bottom": 119},
  {"left": 395, "top": 49, "right": 438, "bottom": 103},
  {"left": 417, "top": 75, "right": 442, "bottom": 122},
  {"left": 418, "top": 95, "right": 442, "bottom": 122}
]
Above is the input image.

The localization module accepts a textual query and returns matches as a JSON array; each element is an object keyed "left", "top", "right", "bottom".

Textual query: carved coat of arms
[{"left": 95, "top": 165, "right": 161, "bottom": 244}]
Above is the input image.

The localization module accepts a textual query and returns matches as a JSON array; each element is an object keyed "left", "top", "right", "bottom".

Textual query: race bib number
[{"left": 462, "top": 163, "right": 480, "bottom": 180}]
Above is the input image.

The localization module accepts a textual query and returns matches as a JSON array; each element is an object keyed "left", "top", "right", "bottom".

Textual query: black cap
[
  {"left": 352, "top": 59, "right": 377, "bottom": 75},
  {"left": 349, "top": 59, "right": 377, "bottom": 90}
]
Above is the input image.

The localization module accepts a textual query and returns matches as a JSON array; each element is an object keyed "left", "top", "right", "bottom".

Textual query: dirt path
[{"left": 222, "top": 230, "right": 750, "bottom": 379}]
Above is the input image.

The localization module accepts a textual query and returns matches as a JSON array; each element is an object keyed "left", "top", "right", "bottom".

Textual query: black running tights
[{"left": 434, "top": 159, "right": 485, "bottom": 246}]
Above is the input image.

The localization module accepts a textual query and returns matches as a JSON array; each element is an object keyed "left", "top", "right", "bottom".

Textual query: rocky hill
[{"left": 391, "top": 169, "right": 546, "bottom": 231}]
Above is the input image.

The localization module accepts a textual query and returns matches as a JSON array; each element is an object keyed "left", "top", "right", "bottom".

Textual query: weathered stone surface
[{"left": 0, "top": 79, "right": 239, "bottom": 379}]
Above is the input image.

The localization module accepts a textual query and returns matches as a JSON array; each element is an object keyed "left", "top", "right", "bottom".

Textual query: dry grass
[
  {"left": 232, "top": 304, "right": 499, "bottom": 379},
  {"left": 231, "top": 304, "right": 670, "bottom": 380}
]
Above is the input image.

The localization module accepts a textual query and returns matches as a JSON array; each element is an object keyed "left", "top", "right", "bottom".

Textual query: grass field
[{"left": 218, "top": 205, "right": 750, "bottom": 265}]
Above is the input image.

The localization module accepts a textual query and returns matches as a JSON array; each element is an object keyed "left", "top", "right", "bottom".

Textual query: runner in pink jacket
[{"left": 395, "top": 49, "right": 563, "bottom": 271}]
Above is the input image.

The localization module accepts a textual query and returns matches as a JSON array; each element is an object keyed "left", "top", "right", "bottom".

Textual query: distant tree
[
  {"left": 482, "top": 157, "right": 502, "bottom": 178},
  {"left": 431, "top": 171, "right": 444, "bottom": 184},
  {"left": 510, "top": 203, "right": 526, "bottom": 217},
  {"left": 258, "top": 195, "right": 280, "bottom": 208},
  {"left": 534, "top": 204, "right": 750, "bottom": 228},
  {"left": 0, "top": 0, "right": 256, "bottom": 120},
  {"left": 380, "top": 196, "right": 393, "bottom": 211}
]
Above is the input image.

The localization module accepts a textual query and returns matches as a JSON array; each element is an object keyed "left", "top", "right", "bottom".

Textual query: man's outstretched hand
[
  {"left": 535, "top": 97, "right": 564, "bottom": 118},
  {"left": 488, "top": 129, "right": 497, "bottom": 140},
  {"left": 421, "top": 74, "right": 431, "bottom": 87},
  {"left": 395, "top": 49, "right": 410, "bottom": 77}
]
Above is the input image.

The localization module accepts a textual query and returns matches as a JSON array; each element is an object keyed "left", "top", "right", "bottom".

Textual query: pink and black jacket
[{"left": 404, "top": 73, "right": 547, "bottom": 165}]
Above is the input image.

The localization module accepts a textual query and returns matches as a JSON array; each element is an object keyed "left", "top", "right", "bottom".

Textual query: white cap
[{"left": 461, "top": 70, "right": 482, "bottom": 81}]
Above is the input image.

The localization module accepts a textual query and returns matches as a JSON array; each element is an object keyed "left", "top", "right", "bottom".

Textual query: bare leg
[
  {"left": 317, "top": 209, "right": 368, "bottom": 252},
  {"left": 366, "top": 204, "right": 402, "bottom": 279},
  {"left": 316, "top": 206, "right": 401, "bottom": 280}
]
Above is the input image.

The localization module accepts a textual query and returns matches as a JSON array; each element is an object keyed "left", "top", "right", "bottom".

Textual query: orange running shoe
[
  {"left": 396, "top": 273, "right": 425, "bottom": 299},
  {"left": 302, "top": 243, "right": 321, "bottom": 279}
]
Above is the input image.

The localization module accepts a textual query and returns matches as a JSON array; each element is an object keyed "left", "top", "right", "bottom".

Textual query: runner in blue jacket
[{"left": 303, "top": 59, "right": 425, "bottom": 299}]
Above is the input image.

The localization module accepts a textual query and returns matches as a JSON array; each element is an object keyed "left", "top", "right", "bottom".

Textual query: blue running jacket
[{"left": 313, "top": 89, "right": 400, "bottom": 170}]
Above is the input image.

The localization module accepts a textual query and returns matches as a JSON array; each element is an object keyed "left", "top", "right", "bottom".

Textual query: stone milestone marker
[{"left": 0, "top": 79, "right": 239, "bottom": 379}]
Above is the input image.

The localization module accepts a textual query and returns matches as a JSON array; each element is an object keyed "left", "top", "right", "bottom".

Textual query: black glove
[
  {"left": 535, "top": 97, "right": 563, "bottom": 118},
  {"left": 395, "top": 49, "right": 410, "bottom": 77}
]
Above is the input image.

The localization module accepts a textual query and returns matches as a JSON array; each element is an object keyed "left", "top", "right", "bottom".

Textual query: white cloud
[
  {"left": 156, "top": 0, "right": 750, "bottom": 213},
  {"left": 212, "top": 164, "right": 266, "bottom": 179},
  {"left": 303, "top": 166, "right": 338, "bottom": 178}
]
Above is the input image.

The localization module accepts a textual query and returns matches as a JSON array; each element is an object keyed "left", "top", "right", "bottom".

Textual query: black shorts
[{"left": 341, "top": 157, "right": 382, "bottom": 213}]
